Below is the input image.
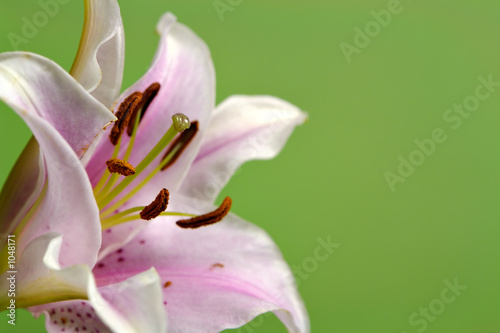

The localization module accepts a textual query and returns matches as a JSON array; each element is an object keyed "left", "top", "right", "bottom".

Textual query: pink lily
[{"left": 0, "top": 1, "right": 309, "bottom": 332}]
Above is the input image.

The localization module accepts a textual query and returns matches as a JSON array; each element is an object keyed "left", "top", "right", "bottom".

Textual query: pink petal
[
  {"left": 96, "top": 268, "right": 167, "bottom": 333},
  {"left": 27, "top": 235, "right": 167, "bottom": 333},
  {"left": 70, "top": 0, "right": 124, "bottom": 107},
  {"left": 0, "top": 52, "right": 116, "bottom": 158},
  {"left": 0, "top": 53, "right": 114, "bottom": 266},
  {"left": 86, "top": 12, "right": 215, "bottom": 196},
  {"left": 179, "top": 95, "right": 307, "bottom": 205},
  {"left": 95, "top": 197, "right": 309, "bottom": 333}
]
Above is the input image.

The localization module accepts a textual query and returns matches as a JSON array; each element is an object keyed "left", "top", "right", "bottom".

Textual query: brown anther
[
  {"left": 176, "top": 197, "right": 232, "bottom": 229},
  {"left": 164, "top": 281, "right": 172, "bottom": 288},
  {"left": 210, "top": 263, "right": 224, "bottom": 270},
  {"left": 127, "top": 83, "right": 161, "bottom": 136},
  {"left": 109, "top": 92, "right": 142, "bottom": 145},
  {"left": 106, "top": 158, "right": 136, "bottom": 176},
  {"left": 140, "top": 188, "right": 170, "bottom": 220},
  {"left": 161, "top": 121, "right": 199, "bottom": 171}
]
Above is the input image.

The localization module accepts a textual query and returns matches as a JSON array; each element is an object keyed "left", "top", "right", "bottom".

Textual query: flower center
[{"left": 93, "top": 83, "right": 232, "bottom": 230}]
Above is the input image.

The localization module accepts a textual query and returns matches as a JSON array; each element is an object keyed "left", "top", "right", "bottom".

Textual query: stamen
[
  {"left": 109, "top": 92, "right": 142, "bottom": 145},
  {"left": 93, "top": 134, "right": 124, "bottom": 195},
  {"left": 127, "top": 83, "right": 161, "bottom": 136},
  {"left": 140, "top": 188, "right": 170, "bottom": 220},
  {"left": 101, "top": 210, "right": 195, "bottom": 230},
  {"left": 161, "top": 121, "right": 199, "bottom": 171},
  {"left": 176, "top": 197, "right": 232, "bottom": 229},
  {"left": 98, "top": 114, "right": 191, "bottom": 215},
  {"left": 106, "top": 158, "right": 136, "bottom": 176}
]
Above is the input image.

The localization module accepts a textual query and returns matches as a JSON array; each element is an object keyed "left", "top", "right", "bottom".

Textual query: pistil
[{"left": 97, "top": 114, "right": 191, "bottom": 216}]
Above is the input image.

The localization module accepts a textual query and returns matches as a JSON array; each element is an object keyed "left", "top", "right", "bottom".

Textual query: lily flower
[{"left": 0, "top": 1, "right": 309, "bottom": 332}]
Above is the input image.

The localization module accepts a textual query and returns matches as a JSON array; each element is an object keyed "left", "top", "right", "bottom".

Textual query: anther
[
  {"left": 161, "top": 121, "right": 199, "bottom": 171},
  {"left": 140, "top": 188, "right": 170, "bottom": 220},
  {"left": 110, "top": 92, "right": 142, "bottom": 145},
  {"left": 176, "top": 197, "right": 232, "bottom": 229},
  {"left": 106, "top": 158, "right": 136, "bottom": 176},
  {"left": 127, "top": 83, "right": 161, "bottom": 136}
]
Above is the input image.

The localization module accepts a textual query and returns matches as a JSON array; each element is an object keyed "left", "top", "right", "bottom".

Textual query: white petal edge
[{"left": 70, "top": 0, "right": 124, "bottom": 106}]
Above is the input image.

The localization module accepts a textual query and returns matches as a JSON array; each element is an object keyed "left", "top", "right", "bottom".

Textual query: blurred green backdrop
[{"left": 1, "top": 0, "right": 500, "bottom": 332}]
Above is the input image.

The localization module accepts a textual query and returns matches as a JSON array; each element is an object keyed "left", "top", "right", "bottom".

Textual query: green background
[{"left": 1, "top": 0, "right": 500, "bottom": 332}]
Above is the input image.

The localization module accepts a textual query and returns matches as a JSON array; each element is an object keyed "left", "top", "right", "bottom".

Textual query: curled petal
[
  {"left": 95, "top": 268, "right": 168, "bottom": 333},
  {"left": 95, "top": 197, "right": 309, "bottom": 333},
  {"left": 26, "top": 236, "right": 167, "bottom": 333},
  {"left": 1, "top": 233, "right": 91, "bottom": 308},
  {"left": 180, "top": 95, "right": 308, "bottom": 205},
  {"left": 0, "top": 53, "right": 112, "bottom": 266},
  {"left": 0, "top": 52, "right": 116, "bottom": 158},
  {"left": 70, "top": 0, "right": 124, "bottom": 106},
  {"left": 3, "top": 112, "right": 102, "bottom": 267}
]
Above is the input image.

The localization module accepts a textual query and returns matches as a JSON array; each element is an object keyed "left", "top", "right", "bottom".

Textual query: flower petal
[
  {"left": 0, "top": 53, "right": 115, "bottom": 266},
  {"left": 70, "top": 0, "right": 124, "bottom": 106},
  {"left": 0, "top": 52, "right": 116, "bottom": 158},
  {"left": 95, "top": 268, "right": 168, "bottom": 333},
  {"left": 26, "top": 235, "right": 167, "bottom": 333},
  {"left": 4, "top": 110, "right": 102, "bottom": 268},
  {"left": 95, "top": 197, "right": 309, "bottom": 333},
  {"left": 86, "top": 12, "right": 215, "bottom": 195},
  {"left": 1, "top": 233, "right": 90, "bottom": 308},
  {"left": 179, "top": 95, "right": 307, "bottom": 205}
]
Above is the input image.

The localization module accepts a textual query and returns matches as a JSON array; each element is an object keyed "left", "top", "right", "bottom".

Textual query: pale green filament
[
  {"left": 97, "top": 123, "right": 179, "bottom": 211},
  {"left": 97, "top": 114, "right": 191, "bottom": 228},
  {"left": 102, "top": 211, "right": 196, "bottom": 230},
  {"left": 93, "top": 134, "right": 123, "bottom": 196},
  {"left": 99, "top": 148, "right": 177, "bottom": 219},
  {"left": 95, "top": 111, "right": 142, "bottom": 201}
]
